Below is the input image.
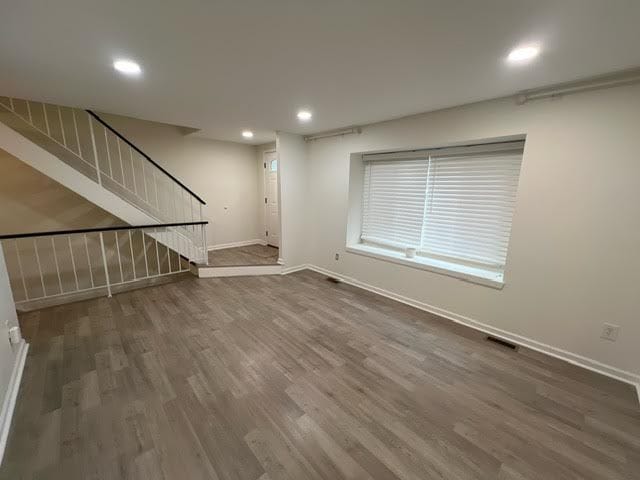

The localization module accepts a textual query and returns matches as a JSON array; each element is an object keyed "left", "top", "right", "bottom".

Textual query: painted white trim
[
  {"left": 346, "top": 244, "right": 504, "bottom": 289},
  {"left": 283, "top": 264, "right": 640, "bottom": 388},
  {"left": 280, "top": 264, "right": 308, "bottom": 275},
  {"left": 0, "top": 340, "right": 28, "bottom": 465},
  {"left": 207, "top": 239, "right": 266, "bottom": 251},
  {"left": 197, "top": 264, "right": 282, "bottom": 278}
]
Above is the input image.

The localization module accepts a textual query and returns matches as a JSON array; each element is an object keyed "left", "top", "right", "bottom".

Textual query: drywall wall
[
  {"left": 305, "top": 83, "right": 640, "bottom": 379},
  {"left": 0, "top": 149, "right": 119, "bottom": 235},
  {"left": 277, "top": 132, "right": 308, "bottom": 268},
  {"left": 97, "top": 113, "right": 262, "bottom": 247}
]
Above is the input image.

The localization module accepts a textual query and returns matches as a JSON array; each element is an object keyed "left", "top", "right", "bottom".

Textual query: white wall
[
  {"left": 277, "top": 132, "right": 308, "bottom": 268},
  {"left": 305, "top": 83, "right": 640, "bottom": 379},
  {"left": 98, "top": 114, "right": 262, "bottom": 247}
]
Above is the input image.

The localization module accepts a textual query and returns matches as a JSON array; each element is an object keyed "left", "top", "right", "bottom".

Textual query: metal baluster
[
  {"left": 128, "top": 230, "right": 137, "bottom": 280},
  {"left": 166, "top": 239, "right": 172, "bottom": 274},
  {"left": 14, "top": 240, "right": 29, "bottom": 301},
  {"left": 201, "top": 224, "right": 208, "bottom": 264},
  {"left": 98, "top": 232, "right": 112, "bottom": 297},
  {"left": 57, "top": 106, "right": 67, "bottom": 146},
  {"left": 26, "top": 101, "right": 33, "bottom": 125},
  {"left": 33, "top": 238, "right": 46, "bottom": 298},
  {"left": 115, "top": 231, "right": 124, "bottom": 284},
  {"left": 88, "top": 114, "right": 102, "bottom": 185},
  {"left": 117, "top": 139, "right": 126, "bottom": 188},
  {"left": 104, "top": 127, "right": 114, "bottom": 178},
  {"left": 153, "top": 169, "right": 160, "bottom": 212},
  {"left": 129, "top": 147, "right": 138, "bottom": 197},
  {"left": 68, "top": 235, "right": 79, "bottom": 291},
  {"left": 84, "top": 234, "right": 95, "bottom": 288},
  {"left": 141, "top": 157, "right": 148, "bottom": 202},
  {"left": 51, "top": 237, "right": 63, "bottom": 294},
  {"left": 141, "top": 230, "right": 149, "bottom": 279},
  {"left": 181, "top": 188, "right": 186, "bottom": 224},
  {"left": 72, "top": 109, "right": 82, "bottom": 158},
  {"left": 154, "top": 228, "right": 161, "bottom": 276},
  {"left": 172, "top": 182, "right": 177, "bottom": 223},
  {"left": 42, "top": 103, "right": 51, "bottom": 135}
]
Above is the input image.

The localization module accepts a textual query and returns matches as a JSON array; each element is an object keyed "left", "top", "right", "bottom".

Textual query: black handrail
[
  {"left": 0, "top": 221, "right": 208, "bottom": 241},
  {"left": 86, "top": 110, "right": 207, "bottom": 205}
]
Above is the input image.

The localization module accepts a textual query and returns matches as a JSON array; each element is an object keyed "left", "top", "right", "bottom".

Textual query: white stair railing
[
  {"left": 0, "top": 96, "right": 208, "bottom": 255},
  {"left": 0, "top": 221, "right": 208, "bottom": 305}
]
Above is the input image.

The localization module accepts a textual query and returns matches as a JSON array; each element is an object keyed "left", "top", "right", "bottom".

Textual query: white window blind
[
  {"left": 361, "top": 142, "right": 523, "bottom": 270},
  {"left": 362, "top": 158, "right": 429, "bottom": 249}
]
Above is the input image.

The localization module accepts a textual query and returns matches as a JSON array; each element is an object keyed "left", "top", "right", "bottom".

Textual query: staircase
[{"left": 0, "top": 96, "right": 210, "bottom": 308}]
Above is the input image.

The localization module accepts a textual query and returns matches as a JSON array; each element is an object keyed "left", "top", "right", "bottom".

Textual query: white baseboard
[
  {"left": 285, "top": 264, "right": 640, "bottom": 389},
  {"left": 280, "top": 264, "right": 308, "bottom": 275},
  {"left": 207, "top": 239, "right": 266, "bottom": 251},
  {"left": 197, "top": 264, "right": 282, "bottom": 278},
  {"left": 0, "top": 340, "right": 28, "bottom": 466}
]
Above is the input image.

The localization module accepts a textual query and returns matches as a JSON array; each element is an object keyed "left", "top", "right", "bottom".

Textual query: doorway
[{"left": 263, "top": 150, "right": 280, "bottom": 247}]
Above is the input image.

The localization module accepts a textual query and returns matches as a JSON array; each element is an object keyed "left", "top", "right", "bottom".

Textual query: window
[{"left": 357, "top": 140, "right": 524, "bottom": 285}]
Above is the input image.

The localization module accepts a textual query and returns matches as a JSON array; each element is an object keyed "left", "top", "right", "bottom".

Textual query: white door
[{"left": 264, "top": 151, "right": 280, "bottom": 247}]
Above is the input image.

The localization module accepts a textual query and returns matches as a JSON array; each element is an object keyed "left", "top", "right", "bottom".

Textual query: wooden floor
[
  {"left": 208, "top": 244, "right": 279, "bottom": 267},
  {"left": 2, "top": 271, "right": 639, "bottom": 480}
]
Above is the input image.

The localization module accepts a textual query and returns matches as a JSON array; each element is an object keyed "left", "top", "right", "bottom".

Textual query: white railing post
[
  {"left": 68, "top": 235, "right": 79, "bottom": 291},
  {"left": 33, "top": 239, "right": 46, "bottom": 297},
  {"left": 88, "top": 113, "right": 102, "bottom": 186},
  {"left": 13, "top": 241, "right": 29, "bottom": 301},
  {"left": 128, "top": 230, "right": 137, "bottom": 280},
  {"left": 98, "top": 232, "right": 112, "bottom": 298},
  {"left": 201, "top": 224, "right": 208, "bottom": 265},
  {"left": 51, "top": 237, "right": 63, "bottom": 294}
]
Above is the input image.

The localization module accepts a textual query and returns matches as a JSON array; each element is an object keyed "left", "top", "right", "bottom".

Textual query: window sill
[{"left": 345, "top": 243, "right": 504, "bottom": 289}]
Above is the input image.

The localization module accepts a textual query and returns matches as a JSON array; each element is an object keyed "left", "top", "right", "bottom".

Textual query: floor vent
[
  {"left": 486, "top": 335, "right": 519, "bottom": 350},
  {"left": 326, "top": 276, "right": 341, "bottom": 284}
]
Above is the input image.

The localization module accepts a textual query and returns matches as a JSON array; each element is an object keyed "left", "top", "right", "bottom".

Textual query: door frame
[{"left": 262, "top": 149, "right": 280, "bottom": 248}]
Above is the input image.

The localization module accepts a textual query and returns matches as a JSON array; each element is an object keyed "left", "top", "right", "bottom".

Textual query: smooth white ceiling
[{"left": 1, "top": 0, "right": 640, "bottom": 144}]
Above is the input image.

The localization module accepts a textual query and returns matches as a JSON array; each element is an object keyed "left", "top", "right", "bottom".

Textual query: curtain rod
[
  {"left": 516, "top": 67, "right": 640, "bottom": 104},
  {"left": 361, "top": 139, "right": 525, "bottom": 159},
  {"left": 304, "top": 127, "right": 362, "bottom": 142}
]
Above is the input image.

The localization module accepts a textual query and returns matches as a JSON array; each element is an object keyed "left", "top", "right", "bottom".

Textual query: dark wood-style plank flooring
[
  {"left": 1, "top": 270, "right": 638, "bottom": 479},
  {"left": 208, "top": 245, "right": 279, "bottom": 267}
]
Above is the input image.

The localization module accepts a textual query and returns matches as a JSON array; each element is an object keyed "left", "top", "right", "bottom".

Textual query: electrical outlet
[
  {"left": 335, "top": 253, "right": 340, "bottom": 261},
  {"left": 601, "top": 323, "right": 620, "bottom": 342}
]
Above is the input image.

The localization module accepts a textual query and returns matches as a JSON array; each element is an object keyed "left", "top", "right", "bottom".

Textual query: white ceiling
[{"left": 1, "top": 0, "right": 640, "bottom": 145}]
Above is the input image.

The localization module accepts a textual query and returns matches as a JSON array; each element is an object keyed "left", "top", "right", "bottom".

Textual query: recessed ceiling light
[
  {"left": 507, "top": 45, "right": 540, "bottom": 63},
  {"left": 113, "top": 59, "right": 142, "bottom": 76},
  {"left": 297, "top": 110, "right": 312, "bottom": 122},
  {"left": 242, "top": 130, "right": 254, "bottom": 139}
]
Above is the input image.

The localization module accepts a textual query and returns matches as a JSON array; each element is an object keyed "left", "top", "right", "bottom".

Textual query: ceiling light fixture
[
  {"left": 507, "top": 45, "right": 540, "bottom": 63},
  {"left": 242, "top": 130, "right": 254, "bottom": 139},
  {"left": 113, "top": 59, "right": 142, "bottom": 76},
  {"left": 297, "top": 110, "right": 312, "bottom": 122}
]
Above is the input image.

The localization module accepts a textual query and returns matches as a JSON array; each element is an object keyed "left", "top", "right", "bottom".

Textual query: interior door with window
[{"left": 264, "top": 151, "right": 280, "bottom": 247}]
